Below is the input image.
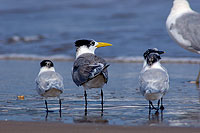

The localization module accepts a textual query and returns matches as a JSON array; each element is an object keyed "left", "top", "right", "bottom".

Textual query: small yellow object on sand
[{"left": 17, "top": 96, "right": 24, "bottom": 100}]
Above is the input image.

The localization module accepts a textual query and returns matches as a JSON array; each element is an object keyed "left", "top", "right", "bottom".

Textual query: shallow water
[
  {"left": 0, "top": 60, "right": 199, "bottom": 127},
  {"left": 0, "top": 0, "right": 200, "bottom": 58},
  {"left": 0, "top": 0, "right": 200, "bottom": 127}
]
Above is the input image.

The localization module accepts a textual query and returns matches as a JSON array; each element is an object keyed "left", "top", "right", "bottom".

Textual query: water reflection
[
  {"left": 83, "top": 90, "right": 104, "bottom": 117},
  {"left": 0, "top": 62, "right": 200, "bottom": 127},
  {"left": 42, "top": 99, "right": 63, "bottom": 120},
  {"left": 84, "top": 104, "right": 103, "bottom": 117},
  {"left": 45, "top": 110, "right": 62, "bottom": 120},
  {"left": 148, "top": 110, "right": 163, "bottom": 125},
  {"left": 74, "top": 108, "right": 108, "bottom": 124},
  {"left": 74, "top": 115, "right": 108, "bottom": 124}
]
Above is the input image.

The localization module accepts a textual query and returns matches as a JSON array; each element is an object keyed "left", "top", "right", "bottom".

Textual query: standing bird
[
  {"left": 139, "top": 49, "right": 169, "bottom": 111},
  {"left": 166, "top": 0, "right": 200, "bottom": 84},
  {"left": 72, "top": 39, "right": 112, "bottom": 112},
  {"left": 35, "top": 60, "right": 64, "bottom": 113}
]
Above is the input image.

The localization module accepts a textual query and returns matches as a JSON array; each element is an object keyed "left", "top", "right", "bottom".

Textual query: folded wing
[
  {"left": 36, "top": 71, "right": 64, "bottom": 95},
  {"left": 139, "top": 68, "right": 169, "bottom": 96},
  {"left": 72, "top": 53, "right": 109, "bottom": 86}
]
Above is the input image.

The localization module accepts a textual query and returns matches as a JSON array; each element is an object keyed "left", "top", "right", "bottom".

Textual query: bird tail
[
  {"left": 45, "top": 87, "right": 63, "bottom": 94},
  {"left": 103, "top": 64, "right": 110, "bottom": 71},
  {"left": 46, "top": 82, "right": 63, "bottom": 93},
  {"left": 88, "top": 64, "right": 110, "bottom": 80}
]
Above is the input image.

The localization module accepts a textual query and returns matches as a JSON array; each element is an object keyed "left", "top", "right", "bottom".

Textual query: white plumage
[
  {"left": 166, "top": 0, "right": 200, "bottom": 83},
  {"left": 36, "top": 71, "right": 64, "bottom": 98},
  {"left": 139, "top": 49, "right": 169, "bottom": 111},
  {"left": 35, "top": 60, "right": 64, "bottom": 112},
  {"left": 139, "top": 63, "right": 169, "bottom": 101}
]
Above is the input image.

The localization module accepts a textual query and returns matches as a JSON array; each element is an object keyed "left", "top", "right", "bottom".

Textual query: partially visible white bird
[
  {"left": 166, "top": 0, "right": 200, "bottom": 84},
  {"left": 72, "top": 39, "right": 112, "bottom": 111},
  {"left": 36, "top": 60, "right": 64, "bottom": 112},
  {"left": 139, "top": 49, "right": 169, "bottom": 111}
]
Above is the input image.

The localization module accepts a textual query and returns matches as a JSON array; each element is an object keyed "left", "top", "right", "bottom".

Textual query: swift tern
[{"left": 72, "top": 39, "right": 112, "bottom": 112}]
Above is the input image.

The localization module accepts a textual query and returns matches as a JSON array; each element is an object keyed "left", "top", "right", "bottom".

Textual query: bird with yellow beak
[{"left": 72, "top": 39, "right": 112, "bottom": 114}]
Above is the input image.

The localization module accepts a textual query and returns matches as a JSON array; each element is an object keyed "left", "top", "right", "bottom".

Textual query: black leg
[
  {"left": 84, "top": 90, "right": 87, "bottom": 107},
  {"left": 45, "top": 100, "right": 48, "bottom": 112},
  {"left": 45, "top": 111, "right": 48, "bottom": 120},
  {"left": 59, "top": 99, "right": 62, "bottom": 112},
  {"left": 160, "top": 98, "right": 164, "bottom": 110},
  {"left": 148, "top": 101, "right": 152, "bottom": 116},
  {"left": 59, "top": 99, "right": 62, "bottom": 118},
  {"left": 157, "top": 99, "right": 160, "bottom": 110},
  {"left": 101, "top": 89, "right": 104, "bottom": 116},
  {"left": 84, "top": 107, "right": 87, "bottom": 116},
  {"left": 101, "top": 89, "right": 103, "bottom": 105},
  {"left": 84, "top": 90, "right": 87, "bottom": 116},
  {"left": 149, "top": 101, "right": 156, "bottom": 109}
]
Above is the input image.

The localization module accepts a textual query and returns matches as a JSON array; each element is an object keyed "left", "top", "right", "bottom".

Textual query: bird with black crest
[
  {"left": 72, "top": 39, "right": 112, "bottom": 115},
  {"left": 139, "top": 48, "right": 169, "bottom": 113},
  {"left": 35, "top": 60, "right": 64, "bottom": 116}
]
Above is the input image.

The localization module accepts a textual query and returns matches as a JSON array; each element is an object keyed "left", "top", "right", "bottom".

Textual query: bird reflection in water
[
  {"left": 45, "top": 109, "right": 62, "bottom": 120},
  {"left": 148, "top": 110, "right": 163, "bottom": 124},
  {"left": 74, "top": 105, "right": 107, "bottom": 124},
  {"left": 44, "top": 100, "right": 63, "bottom": 120}
]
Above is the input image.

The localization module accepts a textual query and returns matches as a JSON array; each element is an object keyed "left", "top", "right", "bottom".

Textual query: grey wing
[
  {"left": 175, "top": 13, "right": 200, "bottom": 51},
  {"left": 139, "top": 69, "right": 169, "bottom": 95},
  {"left": 72, "top": 54, "right": 109, "bottom": 86},
  {"left": 36, "top": 71, "right": 64, "bottom": 95}
]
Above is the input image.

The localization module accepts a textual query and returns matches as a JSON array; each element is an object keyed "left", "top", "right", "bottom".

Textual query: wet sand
[{"left": 0, "top": 121, "right": 200, "bottom": 133}]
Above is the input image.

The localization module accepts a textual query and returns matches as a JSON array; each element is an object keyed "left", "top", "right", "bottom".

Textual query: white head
[
  {"left": 74, "top": 39, "right": 112, "bottom": 58},
  {"left": 171, "top": 0, "right": 193, "bottom": 14},
  {"left": 38, "top": 60, "right": 55, "bottom": 75},
  {"left": 166, "top": 0, "right": 194, "bottom": 32}
]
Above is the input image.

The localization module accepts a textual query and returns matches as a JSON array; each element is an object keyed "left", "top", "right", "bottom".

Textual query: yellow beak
[{"left": 96, "top": 42, "right": 112, "bottom": 48}]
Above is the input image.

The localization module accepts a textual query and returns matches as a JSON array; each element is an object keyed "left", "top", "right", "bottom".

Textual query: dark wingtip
[{"left": 103, "top": 64, "right": 110, "bottom": 70}]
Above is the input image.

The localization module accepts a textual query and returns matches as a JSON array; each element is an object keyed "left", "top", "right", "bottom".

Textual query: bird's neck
[
  {"left": 143, "top": 61, "right": 163, "bottom": 71},
  {"left": 76, "top": 46, "right": 95, "bottom": 58},
  {"left": 38, "top": 67, "right": 55, "bottom": 75},
  {"left": 170, "top": 0, "right": 193, "bottom": 16}
]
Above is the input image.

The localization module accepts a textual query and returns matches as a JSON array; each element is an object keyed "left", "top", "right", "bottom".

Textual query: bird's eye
[
  {"left": 46, "top": 62, "right": 51, "bottom": 66},
  {"left": 91, "top": 41, "right": 95, "bottom": 46}
]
